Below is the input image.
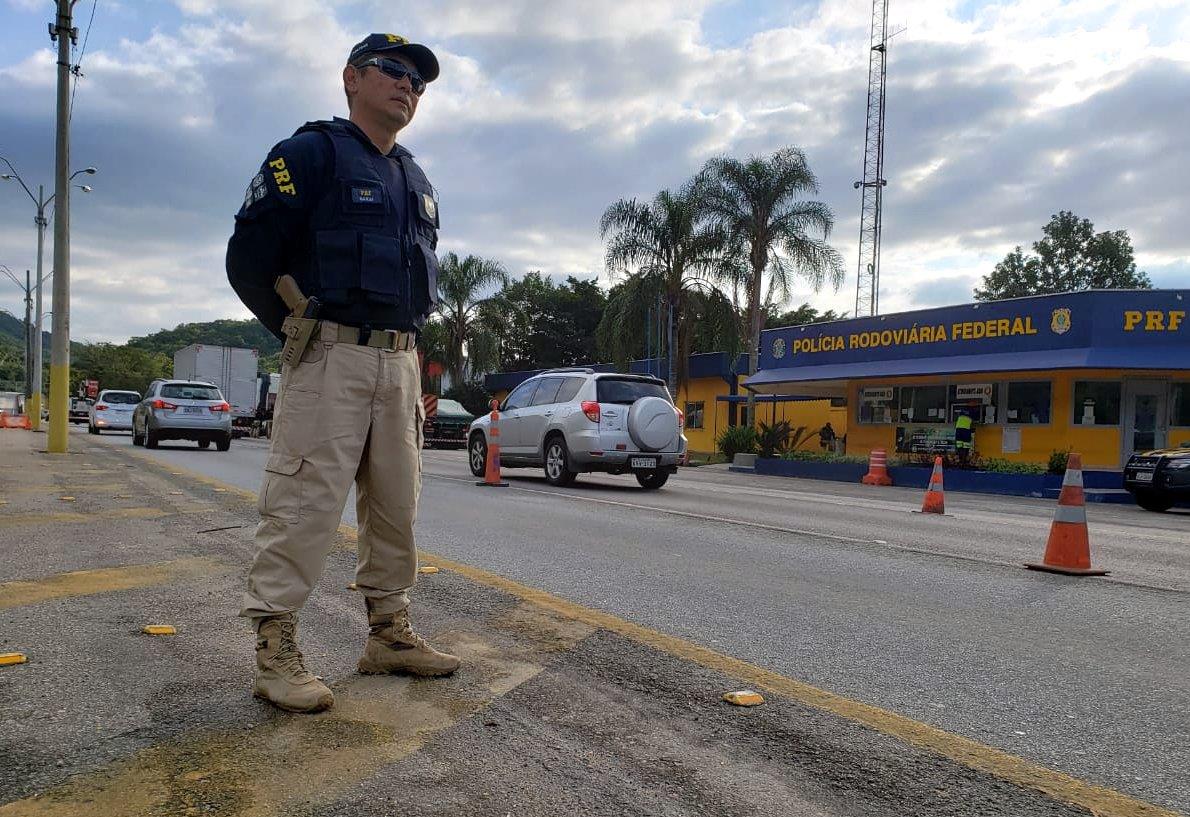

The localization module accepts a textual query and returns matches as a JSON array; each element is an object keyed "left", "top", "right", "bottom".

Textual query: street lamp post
[{"left": 2, "top": 161, "right": 95, "bottom": 431}]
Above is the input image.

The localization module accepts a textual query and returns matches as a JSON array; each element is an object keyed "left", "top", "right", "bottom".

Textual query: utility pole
[
  {"left": 24, "top": 270, "right": 33, "bottom": 399},
  {"left": 47, "top": 0, "right": 78, "bottom": 453},
  {"left": 32, "top": 189, "right": 47, "bottom": 429}
]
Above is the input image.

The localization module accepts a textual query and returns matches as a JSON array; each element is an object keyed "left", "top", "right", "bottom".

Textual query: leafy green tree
[
  {"left": 598, "top": 187, "right": 740, "bottom": 394},
  {"left": 697, "top": 148, "right": 844, "bottom": 424},
  {"left": 436, "top": 252, "right": 509, "bottom": 386},
  {"left": 71, "top": 343, "right": 171, "bottom": 395},
  {"left": 975, "top": 211, "right": 1151, "bottom": 301},
  {"left": 768, "top": 302, "right": 847, "bottom": 328},
  {"left": 490, "top": 273, "right": 606, "bottom": 371}
]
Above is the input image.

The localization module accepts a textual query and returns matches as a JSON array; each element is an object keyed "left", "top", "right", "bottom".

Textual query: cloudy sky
[{"left": 1, "top": 0, "right": 1187, "bottom": 344}]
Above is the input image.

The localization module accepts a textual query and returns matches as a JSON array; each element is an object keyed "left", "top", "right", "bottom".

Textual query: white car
[
  {"left": 88, "top": 390, "right": 141, "bottom": 434},
  {"left": 468, "top": 368, "right": 686, "bottom": 489}
]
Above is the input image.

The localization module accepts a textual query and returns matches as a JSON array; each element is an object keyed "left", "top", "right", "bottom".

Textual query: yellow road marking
[
  {"left": 410, "top": 548, "right": 1177, "bottom": 817},
  {"left": 0, "top": 506, "right": 168, "bottom": 527},
  {"left": 116, "top": 445, "right": 1177, "bottom": 817},
  {"left": 0, "top": 631, "right": 579, "bottom": 817},
  {"left": 0, "top": 557, "right": 225, "bottom": 610}
]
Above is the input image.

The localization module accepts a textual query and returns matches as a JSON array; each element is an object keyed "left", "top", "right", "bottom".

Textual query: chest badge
[
  {"left": 422, "top": 193, "right": 437, "bottom": 220},
  {"left": 351, "top": 186, "right": 379, "bottom": 205}
]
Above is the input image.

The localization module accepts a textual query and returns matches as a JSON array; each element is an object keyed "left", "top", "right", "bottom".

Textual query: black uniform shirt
[{"left": 226, "top": 118, "right": 414, "bottom": 340}]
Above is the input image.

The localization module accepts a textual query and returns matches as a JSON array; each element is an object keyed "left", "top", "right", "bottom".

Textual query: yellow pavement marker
[
  {"left": 142, "top": 625, "right": 177, "bottom": 635},
  {"left": 0, "top": 557, "right": 225, "bottom": 610},
  {"left": 417, "top": 565, "right": 440, "bottom": 574},
  {"left": 0, "top": 652, "right": 28, "bottom": 666},
  {"left": 722, "top": 690, "right": 765, "bottom": 706},
  {"left": 58, "top": 496, "right": 75, "bottom": 502}
]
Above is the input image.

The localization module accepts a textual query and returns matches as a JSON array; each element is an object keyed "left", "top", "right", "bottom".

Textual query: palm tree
[
  {"left": 435, "top": 252, "right": 509, "bottom": 387},
  {"left": 697, "top": 148, "right": 844, "bottom": 425},
  {"left": 598, "top": 188, "right": 741, "bottom": 395}
]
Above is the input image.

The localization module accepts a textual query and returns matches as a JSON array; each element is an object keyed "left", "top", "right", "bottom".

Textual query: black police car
[{"left": 1123, "top": 445, "right": 1190, "bottom": 512}]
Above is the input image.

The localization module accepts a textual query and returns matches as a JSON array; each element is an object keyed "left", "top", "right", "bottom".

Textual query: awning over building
[{"left": 747, "top": 345, "right": 1188, "bottom": 395}]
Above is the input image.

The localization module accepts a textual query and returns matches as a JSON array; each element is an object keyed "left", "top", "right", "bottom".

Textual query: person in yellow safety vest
[{"left": 955, "top": 408, "right": 974, "bottom": 463}]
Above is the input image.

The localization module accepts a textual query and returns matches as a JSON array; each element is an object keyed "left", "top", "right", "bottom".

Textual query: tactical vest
[{"left": 296, "top": 119, "right": 440, "bottom": 324}]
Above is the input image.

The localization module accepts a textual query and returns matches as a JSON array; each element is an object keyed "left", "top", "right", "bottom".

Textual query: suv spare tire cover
[{"left": 627, "top": 396, "right": 678, "bottom": 452}]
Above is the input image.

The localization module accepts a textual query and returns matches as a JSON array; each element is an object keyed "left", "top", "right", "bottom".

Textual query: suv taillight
[
  {"left": 209, "top": 402, "right": 231, "bottom": 413},
  {"left": 94, "top": 404, "right": 108, "bottom": 411},
  {"left": 677, "top": 408, "right": 684, "bottom": 428},
  {"left": 151, "top": 399, "right": 177, "bottom": 410},
  {"left": 581, "top": 401, "right": 600, "bottom": 423}
]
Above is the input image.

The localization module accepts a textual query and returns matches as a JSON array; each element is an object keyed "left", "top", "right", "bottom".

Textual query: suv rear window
[
  {"left": 101, "top": 392, "right": 140, "bottom": 405},
  {"left": 596, "top": 378, "right": 670, "bottom": 405},
  {"left": 161, "top": 384, "right": 222, "bottom": 400}
]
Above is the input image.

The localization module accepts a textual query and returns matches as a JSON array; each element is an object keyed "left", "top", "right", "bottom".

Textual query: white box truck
[{"left": 172, "top": 344, "right": 259, "bottom": 435}]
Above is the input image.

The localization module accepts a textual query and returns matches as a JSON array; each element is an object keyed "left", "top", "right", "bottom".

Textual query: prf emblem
[
  {"left": 1050, "top": 308, "right": 1071, "bottom": 335},
  {"left": 772, "top": 337, "right": 786, "bottom": 359},
  {"left": 385, "top": 34, "right": 409, "bottom": 44},
  {"left": 423, "top": 193, "right": 437, "bottom": 221},
  {"left": 267, "top": 157, "right": 296, "bottom": 196}
]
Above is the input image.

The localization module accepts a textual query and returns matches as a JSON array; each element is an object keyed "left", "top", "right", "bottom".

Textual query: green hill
[
  {"left": 0, "top": 309, "right": 50, "bottom": 354},
  {"left": 127, "top": 318, "right": 281, "bottom": 358}
]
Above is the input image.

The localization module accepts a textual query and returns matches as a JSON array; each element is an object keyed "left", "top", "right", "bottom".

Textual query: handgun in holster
[{"left": 275, "top": 275, "right": 322, "bottom": 368}]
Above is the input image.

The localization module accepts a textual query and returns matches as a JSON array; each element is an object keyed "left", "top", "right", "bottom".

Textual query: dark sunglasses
[{"left": 354, "top": 57, "right": 427, "bottom": 96}]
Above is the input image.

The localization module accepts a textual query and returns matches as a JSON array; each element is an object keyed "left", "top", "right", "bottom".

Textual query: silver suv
[
  {"left": 468, "top": 369, "right": 686, "bottom": 489},
  {"left": 132, "top": 379, "right": 233, "bottom": 451}
]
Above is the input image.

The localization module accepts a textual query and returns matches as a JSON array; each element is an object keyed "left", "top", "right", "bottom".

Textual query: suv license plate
[
  {"left": 630, "top": 457, "right": 658, "bottom": 469},
  {"left": 184, "top": 407, "right": 204, "bottom": 414},
  {"left": 1135, "top": 471, "right": 1154, "bottom": 482}
]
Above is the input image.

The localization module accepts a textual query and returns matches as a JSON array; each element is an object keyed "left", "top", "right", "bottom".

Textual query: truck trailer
[{"left": 172, "top": 344, "right": 259, "bottom": 435}]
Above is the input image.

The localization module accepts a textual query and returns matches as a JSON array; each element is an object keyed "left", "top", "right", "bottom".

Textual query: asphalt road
[{"left": 82, "top": 427, "right": 1190, "bottom": 814}]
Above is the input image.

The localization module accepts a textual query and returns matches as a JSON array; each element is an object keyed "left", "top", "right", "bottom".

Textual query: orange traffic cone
[
  {"left": 477, "top": 399, "right": 509, "bottom": 488},
  {"left": 1025, "top": 452, "right": 1108, "bottom": 576},
  {"left": 861, "top": 448, "right": 893, "bottom": 486},
  {"left": 915, "top": 456, "right": 946, "bottom": 514}
]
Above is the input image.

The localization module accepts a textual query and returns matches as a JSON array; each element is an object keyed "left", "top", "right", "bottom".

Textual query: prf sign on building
[{"left": 747, "top": 290, "right": 1189, "bottom": 468}]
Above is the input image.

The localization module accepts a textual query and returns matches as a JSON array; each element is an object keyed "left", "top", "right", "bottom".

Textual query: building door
[{"left": 1122, "top": 380, "right": 1167, "bottom": 462}]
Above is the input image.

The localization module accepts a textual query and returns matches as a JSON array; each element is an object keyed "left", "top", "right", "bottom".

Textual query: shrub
[
  {"left": 756, "top": 420, "right": 792, "bottom": 458},
  {"left": 977, "top": 457, "right": 1046, "bottom": 475},
  {"left": 717, "top": 424, "right": 758, "bottom": 461},
  {"left": 1047, "top": 448, "right": 1073, "bottom": 474},
  {"left": 780, "top": 450, "right": 869, "bottom": 465}
]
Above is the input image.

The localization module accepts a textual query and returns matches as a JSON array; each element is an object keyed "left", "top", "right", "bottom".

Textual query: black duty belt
[{"left": 320, "top": 321, "right": 416, "bottom": 351}]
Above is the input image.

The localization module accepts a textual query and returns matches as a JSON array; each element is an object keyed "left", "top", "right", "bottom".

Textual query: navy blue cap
[{"left": 348, "top": 33, "right": 439, "bottom": 83}]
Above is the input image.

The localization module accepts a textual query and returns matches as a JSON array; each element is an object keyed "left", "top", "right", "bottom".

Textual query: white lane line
[
  {"left": 428, "top": 472, "right": 888, "bottom": 546},
  {"left": 424, "top": 470, "right": 1189, "bottom": 593}
]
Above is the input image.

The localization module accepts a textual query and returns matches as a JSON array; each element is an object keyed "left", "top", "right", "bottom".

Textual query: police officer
[
  {"left": 954, "top": 407, "right": 974, "bottom": 463},
  {"left": 227, "top": 33, "right": 458, "bottom": 714}
]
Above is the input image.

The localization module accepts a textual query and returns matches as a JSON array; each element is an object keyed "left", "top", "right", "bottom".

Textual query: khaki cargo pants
[{"left": 239, "top": 323, "right": 424, "bottom": 621}]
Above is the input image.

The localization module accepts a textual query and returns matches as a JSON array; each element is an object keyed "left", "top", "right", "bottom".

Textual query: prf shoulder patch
[{"left": 268, "top": 157, "right": 296, "bottom": 196}]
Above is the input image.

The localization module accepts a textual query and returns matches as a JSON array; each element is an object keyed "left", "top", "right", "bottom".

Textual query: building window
[
  {"left": 1171, "top": 383, "right": 1190, "bottom": 427},
  {"left": 949, "top": 383, "right": 999, "bottom": 425},
  {"left": 1072, "top": 381, "right": 1121, "bottom": 426},
  {"left": 684, "top": 401, "right": 705, "bottom": 429},
  {"left": 1005, "top": 381, "right": 1051, "bottom": 425},
  {"left": 899, "top": 385, "right": 948, "bottom": 424},
  {"left": 858, "top": 386, "right": 897, "bottom": 424}
]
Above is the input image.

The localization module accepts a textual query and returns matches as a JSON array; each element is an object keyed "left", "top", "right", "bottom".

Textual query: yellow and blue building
[{"left": 746, "top": 289, "right": 1189, "bottom": 468}]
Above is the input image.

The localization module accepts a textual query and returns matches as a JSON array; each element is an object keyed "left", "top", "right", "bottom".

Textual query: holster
[{"left": 280, "top": 315, "right": 319, "bottom": 368}]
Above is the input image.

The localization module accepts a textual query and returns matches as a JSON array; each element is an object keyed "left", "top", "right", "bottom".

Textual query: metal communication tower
[{"left": 853, "top": 0, "right": 890, "bottom": 317}]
